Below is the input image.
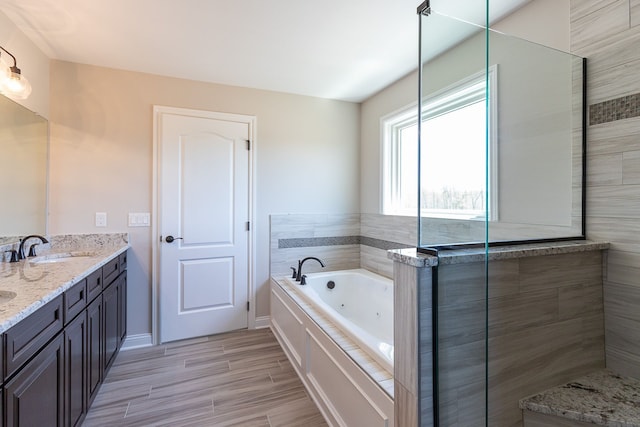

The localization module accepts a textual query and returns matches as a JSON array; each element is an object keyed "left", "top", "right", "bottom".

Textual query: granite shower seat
[{"left": 520, "top": 369, "right": 640, "bottom": 426}]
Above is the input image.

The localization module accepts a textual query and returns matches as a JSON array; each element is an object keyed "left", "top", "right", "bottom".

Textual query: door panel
[
  {"left": 159, "top": 110, "right": 250, "bottom": 342},
  {"left": 181, "top": 257, "right": 234, "bottom": 311},
  {"left": 181, "top": 134, "right": 234, "bottom": 245}
]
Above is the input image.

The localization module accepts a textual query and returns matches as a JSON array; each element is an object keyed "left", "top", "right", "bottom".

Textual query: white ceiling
[{"left": 0, "top": 0, "right": 530, "bottom": 102}]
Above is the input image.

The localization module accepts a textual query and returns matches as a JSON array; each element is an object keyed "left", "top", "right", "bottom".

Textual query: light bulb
[
  {"left": 0, "top": 57, "right": 10, "bottom": 82},
  {"left": 0, "top": 68, "right": 31, "bottom": 100}
]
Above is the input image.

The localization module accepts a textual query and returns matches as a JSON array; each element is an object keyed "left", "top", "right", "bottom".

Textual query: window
[{"left": 382, "top": 66, "right": 498, "bottom": 220}]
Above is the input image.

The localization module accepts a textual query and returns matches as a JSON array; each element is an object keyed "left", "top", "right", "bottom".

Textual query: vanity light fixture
[{"left": 0, "top": 45, "right": 32, "bottom": 100}]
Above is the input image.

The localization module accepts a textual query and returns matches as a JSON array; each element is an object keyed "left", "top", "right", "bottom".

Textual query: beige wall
[
  {"left": 571, "top": 0, "right": 640, "bottom": 378},
  {"left": 49, "top": 61, "right": 360, "bottom": 337},
  {"left": 0, "top": 10, "right": 49, "bottom": 118},
  {"left": 492, "top": 0, "right": 570, "bottom": 52}
]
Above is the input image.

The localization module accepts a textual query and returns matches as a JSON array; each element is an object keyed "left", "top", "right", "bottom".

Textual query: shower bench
[{"left": 520, "top": 369, "right": 640, "bottom": 426}]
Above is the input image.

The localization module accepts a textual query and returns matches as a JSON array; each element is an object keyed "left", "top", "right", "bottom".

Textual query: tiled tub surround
[
  {"left": 270, "top": 213, "right": 416, "bottom": 281},
  {"left": 270, "top": 214, "right": 363, "bottom": 278},
  {"left": 0, "top": 233, "right": 129, "bottom": 332},
  {"left": 270, "top": 213, "right": 589, "bottom": 282},
  {"left": 389, "top": 240, "right": 609, "bottom": 427},
  {"left": 271, "top": 276, "right": 394, "bottom": 426},
  {"left": 520, "top": 369, "right": 640, "bottom": 427}
]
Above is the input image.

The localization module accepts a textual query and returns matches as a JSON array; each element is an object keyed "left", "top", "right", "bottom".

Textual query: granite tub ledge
[
  {"left": 388, "top": 240, "right": 609, "bottom": 266},
  {"left": 0, "top": 233, "right": 129, "bottom": 333}
]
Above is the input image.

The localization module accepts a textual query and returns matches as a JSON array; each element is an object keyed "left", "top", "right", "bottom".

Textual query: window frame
[{"left": 381, "top": 66, "right": 499, "bottom": 220}]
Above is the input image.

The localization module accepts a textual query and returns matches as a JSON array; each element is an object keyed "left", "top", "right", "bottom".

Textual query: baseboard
[
  {"left": 255, "top": 315, "right": 271, "bottom": 329},
  {"left": 121, "top": 333, "right": 153, "bottom": 350},
  {"left": 121, "top": 321, "right": 269, "bottom": 349}
]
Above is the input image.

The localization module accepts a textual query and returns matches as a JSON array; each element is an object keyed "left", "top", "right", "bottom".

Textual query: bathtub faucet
[{"left": 296, "top": 257, "right": 325, "bottom": 282}]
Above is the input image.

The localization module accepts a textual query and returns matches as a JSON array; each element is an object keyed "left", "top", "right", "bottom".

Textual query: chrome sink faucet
[
  {"left": 295, "top": 257, "right": 325, "bottom": 283},
  {"left": 17, "top": 235, "right": 49, "bottom": 260}
]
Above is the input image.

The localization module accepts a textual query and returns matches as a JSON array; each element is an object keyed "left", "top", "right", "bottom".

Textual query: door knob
[{"left": 165, "top": 235, "right": 183, "bottom": 243}]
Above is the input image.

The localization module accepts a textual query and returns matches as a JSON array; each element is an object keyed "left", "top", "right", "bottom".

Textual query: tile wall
[
  {"left": 391, "top": 246, "right": 606, "bottom": 427},
  {"left": 571, "top": 0, "right": 640, "bottom": 378},
  {"left": 270, "top": 213, "right": 414, "bottom": 280}
]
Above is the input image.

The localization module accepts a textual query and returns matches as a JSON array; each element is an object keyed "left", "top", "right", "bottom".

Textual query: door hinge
[
  {"left": 246, "top": 221, "right": 250, "bottom": 231},
  {"left": 246, "top": 139, "right": 251, "bottom": 150},
  {"left": 247, "top": 301, "right": 250, "bottom": 311}
]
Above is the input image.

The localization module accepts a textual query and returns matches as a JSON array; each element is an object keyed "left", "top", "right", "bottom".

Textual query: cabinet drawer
[
  {"left": 103, "top": 257, "right": 120, "bottom": 286},
  {"left": 86, "top": 268, "right": 103, "bottom": 303},
  {"left": 119, "top": 251, "right": 128, "bottom": 271},
  {"left": 5, "top": 294, "right": 64, "bottom": 378},
  {"left": 64, "top": 278, "right": 87, "bottom": 324}
]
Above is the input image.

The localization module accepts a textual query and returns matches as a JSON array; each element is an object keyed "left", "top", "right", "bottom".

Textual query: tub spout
[{"left": 296, "top": 257, "right": 325, "bottom": 282}]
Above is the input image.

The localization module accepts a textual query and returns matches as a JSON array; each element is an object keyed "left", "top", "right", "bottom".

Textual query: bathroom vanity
[{"left": 0, "top": 234, "right": 129, "bottom": 427}]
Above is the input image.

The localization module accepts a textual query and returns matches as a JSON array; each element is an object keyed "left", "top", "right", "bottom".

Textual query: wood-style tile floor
[{"left": 83, "top": 328, "right": 328, "bottom": 427}]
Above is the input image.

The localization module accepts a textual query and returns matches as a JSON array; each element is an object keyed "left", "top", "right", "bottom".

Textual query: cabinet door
[
  {"left": 4, "top": 334, "right": 64, "bottom": 427},
  {"left": 118, "top": 273, "right": 127, "bottom": 343},
  {"left": 103, "top": 281, "right": 119, "bottom": 372},
  {"left": 86, "top": 296, "right": 102, "bottom": 407},
  {"left": 65, "top": 312, "right": 87, "bottom": 427}
]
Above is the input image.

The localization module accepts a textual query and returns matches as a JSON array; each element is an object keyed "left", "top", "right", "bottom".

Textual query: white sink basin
[{"left": 30, "top": 252, "right": 96, "bottom": 264}]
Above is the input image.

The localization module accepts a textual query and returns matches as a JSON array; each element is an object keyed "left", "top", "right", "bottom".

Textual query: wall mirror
[{"left": 0, "top": 93, "right": 48, "bottom": 243}]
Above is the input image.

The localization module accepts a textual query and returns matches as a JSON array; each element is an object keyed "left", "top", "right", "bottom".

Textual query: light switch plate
[
  {"left": 95, "top": 212, "right": 107, "bottom": 227},
  {"left": 128, "top": 212, "right": 151, "bottom": 227}
]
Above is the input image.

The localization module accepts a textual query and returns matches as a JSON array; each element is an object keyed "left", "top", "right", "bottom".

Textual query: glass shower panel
[
  {"left": 417, "top": 2, "right": 586, "bottom": 425},
  {"left": 417, "top": 9, "right": 490, "bottom": 249},
  {"left": 486, "top": 30, "right": 585, "bottom": 243},
  {"left": 417, "top": 10, "right": 585, "bottom": 251},
  {"left": 418, "top": 4, "right": 490, "bottom": 426}
]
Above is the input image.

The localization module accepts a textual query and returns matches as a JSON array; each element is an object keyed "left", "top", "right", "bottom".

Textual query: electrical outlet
[{"left": 95, "top": 212, "right": 107, "bottom": 227}]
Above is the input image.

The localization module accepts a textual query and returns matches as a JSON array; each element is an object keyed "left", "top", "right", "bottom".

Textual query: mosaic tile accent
[
  {"left": 278, "top": 236, "right": 360, "bottom": 249},
  {"left": 590, "top": 93, "right": 640, "bottom": 125},
  {"left": 360, "top": 236, "right": 412, "bottom": 251},
  {"left": 278, "top": 235, "right": 411, "bottom": 250}
]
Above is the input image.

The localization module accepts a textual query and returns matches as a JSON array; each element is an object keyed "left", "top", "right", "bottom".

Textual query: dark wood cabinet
[
  {"left": 5, "top": 295, "right": 63, "bottom": 379},
  {"left": 86, "top": 269, "right": 103, "bottom": 306},
  {"left": 65, "top": 312, "right": 87, "bottom": 427},
  {"left": 103, "top": 279, "right": 119, "bottom": 372},
  {"left": 119, "top": 274, "right": 127, "bottom": 344},
  {"left": 4, "top": 334, "right": 64, "bottom": 427},
  {"left": 102, "top": 257, "right": 120, "bottom": 291},
  {"left": 86, "top": 296, "right": 102, "bottom": 408},
  {"left": 64, "top": 279, "right": 87, "bottom": 324},
  {"left": 1, "top": 249, "right": 127, "bottom": 427}
]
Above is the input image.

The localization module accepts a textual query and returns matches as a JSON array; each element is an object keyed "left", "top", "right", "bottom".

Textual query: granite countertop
[
  {"left": 520, "top": 369, "right": 640, "bottom": 426},
  {"left": 388, "top": 240, "right": 609, "bottom": 266},
  {"left": 0, "top": 233, "right": 129, "bottom": 333}
]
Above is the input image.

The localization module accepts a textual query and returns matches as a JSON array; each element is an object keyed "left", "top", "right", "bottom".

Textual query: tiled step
[{"left": 520, "top": 369, "right": 640, "bottom": 427}]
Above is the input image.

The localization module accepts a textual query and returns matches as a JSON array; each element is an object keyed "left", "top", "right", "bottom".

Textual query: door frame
[{"left": 151, "top": 105, "right": 257, "bottom": 345}]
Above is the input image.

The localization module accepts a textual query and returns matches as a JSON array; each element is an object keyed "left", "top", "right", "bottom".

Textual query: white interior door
[{"left": 157, "top": 109, "right": 251, "bottom": 343}]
